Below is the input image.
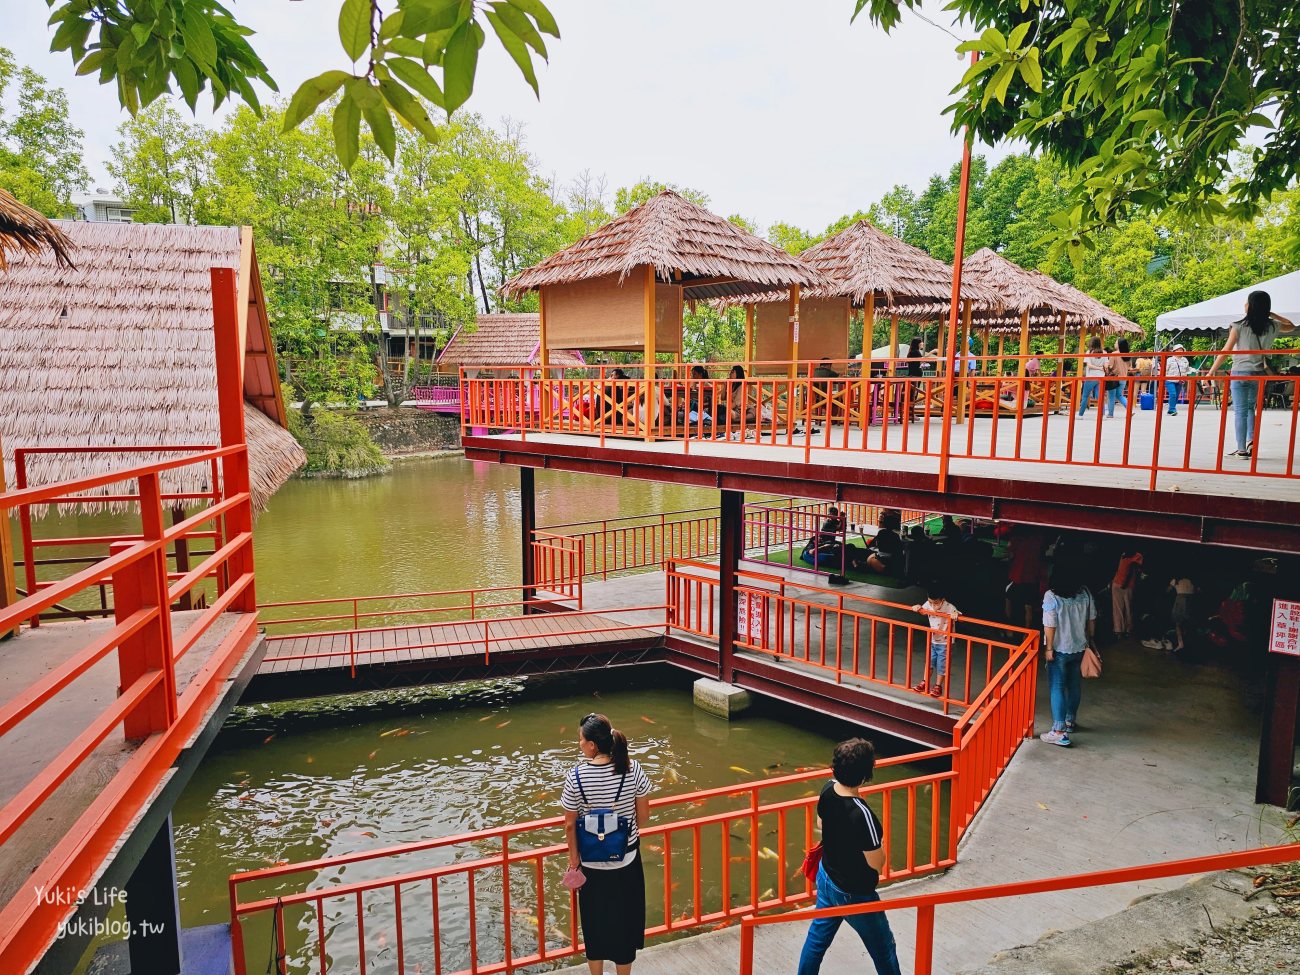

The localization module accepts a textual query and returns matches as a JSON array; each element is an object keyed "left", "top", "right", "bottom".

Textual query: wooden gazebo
[
  {"left": 734, "top": 220, "right": 1003, "bottom": 374},
  {"left": 502, "top": 190, "right": 821, "bottom": 373}
]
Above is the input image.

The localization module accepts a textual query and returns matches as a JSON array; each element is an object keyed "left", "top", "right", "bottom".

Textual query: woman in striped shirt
[{"left": 561, "top": 713, "right": 653, "bottom": 975}]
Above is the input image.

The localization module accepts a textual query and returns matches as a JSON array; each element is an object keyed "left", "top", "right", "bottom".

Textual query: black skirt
[{"left": 577, "top": 852, "right": 646, "bottom": 964}]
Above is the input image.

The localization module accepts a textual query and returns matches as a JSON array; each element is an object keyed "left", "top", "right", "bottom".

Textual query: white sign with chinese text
[
  {"left": 737, "top": 592, "right": 764, "bottom": 644},
  {"left": 1268, "top": 598, "right": 1300, "bottom": 656}
]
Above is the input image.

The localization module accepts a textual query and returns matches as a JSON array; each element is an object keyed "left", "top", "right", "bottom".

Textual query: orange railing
[
  {"left": 461, "top": 352, "right": 1300, "bottom": 490},
  {"left": 666, "top": 560, "right": 1031, "bottom": 715},
  {"left": 228, "top": 752, "right": 957, "bottom": 975},
  {"left": 12, "top": 444, "right": 226, "bottom": 624},
  {"left": 229, "top": 570, "right": 1039, "bottom": 974},
  {"left": 738, "top": 843, "right": 1300, "bottom": 975},
  {"left": 0, "top": 444, "right": 258, "bottom": 970}
]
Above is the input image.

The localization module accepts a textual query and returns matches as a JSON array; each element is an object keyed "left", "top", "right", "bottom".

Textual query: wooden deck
[{"left": 258, "top": 610, "right": 665, "bottom": 677}]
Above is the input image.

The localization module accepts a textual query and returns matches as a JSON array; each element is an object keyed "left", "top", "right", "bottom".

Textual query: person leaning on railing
[
  {"left": 1204, "top": 290, "right": 1296, "bottom": 458},
  {"left": 795, "top": 738, "right": 903, "bottom": 975}
]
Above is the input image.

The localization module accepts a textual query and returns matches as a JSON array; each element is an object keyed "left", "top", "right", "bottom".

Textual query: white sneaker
[
  {"left": 1039, "top": 729, "right": 1072, "bottom": 747},
  {"left": 1141, "top": 638, "right": 1164, "bottom": 649}
]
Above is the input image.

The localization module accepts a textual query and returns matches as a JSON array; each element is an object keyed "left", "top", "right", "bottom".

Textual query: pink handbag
[{"left": 562, "top": 865, "right": 586, "bottom": 890}]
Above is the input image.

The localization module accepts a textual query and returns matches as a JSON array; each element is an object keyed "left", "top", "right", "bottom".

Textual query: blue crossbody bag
[{"left": 573, "top": 767, "right": 631, "bottom": 862}]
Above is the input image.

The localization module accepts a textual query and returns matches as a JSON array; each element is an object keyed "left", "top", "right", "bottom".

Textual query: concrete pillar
[
  {"left": 717, "top": 489, "right": 743, "bottom": 684},
  {"left": 520, "top": 466, "right": 536, "bottom": 613},
  {"left": 693, "top": 677, "right": 752, "bottom": 719},
  {"left": 125, "top": 815, "right": 183, "bottom": 975}
]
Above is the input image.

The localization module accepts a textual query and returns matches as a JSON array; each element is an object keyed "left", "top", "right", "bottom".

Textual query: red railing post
[
  {"left": 110, "top": 473, "right": 177, "bottom": 738},
  {"left": 914, "top": 904, "right": 936, "bottom": 975},
  {"left": 210, "top": 268, "right": 256, "bottom": 613},
  {"left": 14, "top": 450, "right": 38, "bottom": 628}
]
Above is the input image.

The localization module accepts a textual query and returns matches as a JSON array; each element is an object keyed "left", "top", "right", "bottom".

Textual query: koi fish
[
  {"left": 709, "top": 921, "right": 730, "bottom": 931},
  {"left": 644, "top": 843, "right": 664, "bottom": 854},
  {"left": 319, "top": 818, "right": 335, "bottom": 827},
  {"left": 758, "top": 847, "right": 779, "bottom": 861},
  {"left": 764, "top": 762, "right": 787, "bottom": 772},
  {"left": 794, "top": 766, "right": 821, "bottom": 773},
  {"left": 263, "top": 734, "right": 276, "bottom": 745},
  {"left": 664, "top": 768, "right": 681, "bottom": 785},
  {"left": 238, "top": 778, "right": 250, "bottom": 787},
  {"left": 376, "top": 932, "right": 388, "bottom": 948},
  {"left": 760, "top": 887, "right": 775, "bottom": 900},
  {"left": 306, "top": 756, "right": 314, "bottom": 764},
  {"left": 729, "top": 856, "right": 748, "bottom": 864},
  {"left": 535, "top": 790, "right": 552, "bottom": 801},
  {"left": 268, "top": 858, "right": 290, "bottom": 867},
  {"left": 497, "top": 720, "right": 511, "bottom": 728},
  {"left": 379, "top": 728, "right": 410, "bottom": 738},
  {"left": 479, "top": 714, "right": 495, "bottom": 722},
  {"left": 640, "top": 715, "right": 656, "bottom": 724},
  {"left": 368, "top": 750, "right": 379, "bottom": 761},
  {"left": 360, "top": 830, "right": 377, "bottom": 838},
  {"left": 548, "top": 927, "right": 569, "bottom": 943},
  {"left": 729, "top": 766, "right": 752, "bottom": 775}
]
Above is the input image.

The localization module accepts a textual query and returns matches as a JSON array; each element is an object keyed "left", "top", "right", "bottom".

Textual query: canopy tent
[
  {"left": 502, "top": 190, "right": 821, "bottom": 372},
  {"left": 1155, "top": 269, "right": 1300, "bottom": 336},
  {"left": 729, "top": 221, "right": 1002, "bottom": 374}
]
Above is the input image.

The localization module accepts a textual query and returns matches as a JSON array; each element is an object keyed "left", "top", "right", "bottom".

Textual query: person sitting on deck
[
  {"left": 683, "top": 365, "right": 713, "bottom": 424},
  {"left": 863, "top": 509, "right": 903, "bottom": 575},
  {"left": 932, "top": 514, "right": 961, "bottom": 544},
  {"left": 813, "top": 358, "right": 839, "bottom": 379},
  {"left": 598, "top": 368, "right": 630, "bottom": 423},
  {"left": 724, "top": 364, "right": 757, "bottom": 427},
  {"left": 801, "top": 506, "right": 847, "bottom": 569}
]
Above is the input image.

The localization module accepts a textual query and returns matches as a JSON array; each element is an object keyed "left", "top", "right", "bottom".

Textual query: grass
[{"left": 753, "top": 539, "right": 911, "bottom": 589}]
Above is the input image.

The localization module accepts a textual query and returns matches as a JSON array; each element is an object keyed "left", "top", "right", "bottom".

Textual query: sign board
[
  {"left": 792, "top": 319, "right": 801, "bottom": 344},
  {"left": 737, "top": 592, "right": 764, "bottom": 644},
  {"left": 1268, "top": 598, "right": 1300, "bottom": 656}
]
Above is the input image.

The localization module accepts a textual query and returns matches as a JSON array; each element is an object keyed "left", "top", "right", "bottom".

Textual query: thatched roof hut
[
  {"left": 0, "top": 221, "right": 305, "bottom": 515},
  {"left": 727, "top": 221, "right": 1007, "bottom": 369},
  {"left": 0, "top": 189, "right": 74, "bottom": 271},
  {"left": 436, "top": 313, "right": 584, "bottom": 373}
]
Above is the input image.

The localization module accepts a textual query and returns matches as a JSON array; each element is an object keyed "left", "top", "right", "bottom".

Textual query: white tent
[{"left": 1156, "top": 269, "right": 1300, "bottom": 334}]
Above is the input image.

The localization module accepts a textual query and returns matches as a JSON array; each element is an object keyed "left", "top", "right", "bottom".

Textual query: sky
[{"left": 3, "top": 0, "right": 1010, "bottom": 233}]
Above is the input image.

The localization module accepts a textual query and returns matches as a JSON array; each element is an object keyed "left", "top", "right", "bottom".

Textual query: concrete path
[{"left": 555, "top": 639, "right": 1290, "bottom": 975}]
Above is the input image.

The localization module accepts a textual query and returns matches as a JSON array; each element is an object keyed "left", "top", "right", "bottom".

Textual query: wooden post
[
  {"left": 0, "top": 434, "right": 16, "bottom": 639},
  {"left": 170, "top": 506, "right": 192, "bottom": 612},
  {"left": 858, "top": 292, "right": 876, "bottom": 431},
  {"left": 1017, "top": 308, "right": 1032, "bottom": 378},
  {"left": 643, "top": 264, "right": 657, "bottom": 442},
  {"left": 1057, "top": 311, "right": 1068, "bottom": 356},
  {"left": 997, "top": 333, "right": 1006, "bottom": 378},
  {"left": 717, "top": 489, "right": 743, "bottom": 685},
  {"left": 744, "top": 304, "right": 754, "bottom": 370},
  {"left": 956, "top": 300, "right": 973, "bottom": 424},
  {"left": 788, "top": 284, "right": 801, "bottom": 379},
  {"left": 981, "top": 325, "right": 991, "bottom": 375},
  {"left": 889, "top": 315, "right": 899, "bottom": 375},
  {"left": 520, "top": 467, "right": 536, "bottom": 612},
  {"left": 1077, "top": 324, "right": 1088, "bottom": 374}
]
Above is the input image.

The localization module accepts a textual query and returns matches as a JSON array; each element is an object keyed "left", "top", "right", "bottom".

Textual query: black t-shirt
[
  {"left": 817, "top": 780, "right": 884, "bottom": 896},
  {"left": 872, "top": 528, "right": 903, "bottom": 569}
]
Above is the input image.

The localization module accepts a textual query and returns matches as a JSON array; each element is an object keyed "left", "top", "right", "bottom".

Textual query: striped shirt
[{"left": 561, "top": 759, "right": 653, "bottom": 869}]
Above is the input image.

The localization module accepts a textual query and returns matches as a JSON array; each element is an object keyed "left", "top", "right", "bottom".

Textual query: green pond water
[{"left": 31, "top": 459, "right": 936, "bottom": 972}]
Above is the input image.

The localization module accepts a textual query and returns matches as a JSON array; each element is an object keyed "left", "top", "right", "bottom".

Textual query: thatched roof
[
  {"left": 502, "top": 191, "right": 824, "bottom": 302},
  {"left": 0, "top": 221, "right": 305, "bottom": 516},
  {"left": 0, "top": 188, "right": 74, "bottom": 271},
  {"left": 438, "top": 313, "right": 584, "bottom": 368},
  {"left": 726, "top": 221, "right": 1004, "bottom": 321},
  {"left": 889, "top": 249, "right": 1141, "bottom": 336}
]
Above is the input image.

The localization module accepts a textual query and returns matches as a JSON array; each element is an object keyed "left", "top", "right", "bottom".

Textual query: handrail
[{"left": 738, "top": 843, "right": 1300, "bottom": 975}]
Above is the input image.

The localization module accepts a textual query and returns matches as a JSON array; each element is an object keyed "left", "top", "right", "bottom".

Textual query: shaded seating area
[{"left": 500, "top": 190, "right": 823, "bottom": 440}]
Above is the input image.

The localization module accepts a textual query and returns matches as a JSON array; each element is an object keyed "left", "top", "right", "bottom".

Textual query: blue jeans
[
  {"left": 1048, "top": 651, "right": 1083, "bottom": 732},
  {"left": 1077, "top": 379, "right": 1099, "bottom": 415},
  {"left": 1230, "top": 378, "right": 1258, "bottom": 453},
  {"left": 1105, "top": 384, "right": 1128, "bottom": 416},
  {"left": 930, "top": 638, "right": 947, "bottom": 682},
  {"left": 797, "top": 866, "right": 901, "bottom": 975},
  {"left": 1164, "top": 380, "right": 1181, "bottom": 414}
]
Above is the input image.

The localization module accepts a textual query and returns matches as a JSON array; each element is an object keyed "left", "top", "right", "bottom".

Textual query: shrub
[{"left": 287, "top": 408, "right": 391, "bottom": 478}]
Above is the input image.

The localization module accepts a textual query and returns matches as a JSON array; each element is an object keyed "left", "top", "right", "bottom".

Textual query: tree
[
  {"left": 856, "top": 0, "right": 1300, "bottom": 259},
  {"left": 766, "top": 222, "right": 817, "bottom": 255},
  {"left": 43, "top": 0, "right": 558, "bottom": 170},
  {"left": 0, "top": 48, "right": 88, "bottom": 216},
  {"left": 108, "top": 102, "right": 207, "bottom": 223}
]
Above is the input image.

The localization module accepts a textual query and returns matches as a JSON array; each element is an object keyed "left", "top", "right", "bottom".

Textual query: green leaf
[
  {"left": 386, "top": 37, "right": 425, "bottom": 57},
  {"left": 338, "top": 0, "right": 372, "bottom": 63},
  {"left": 509, "top": 0, "right": 560, "bottom": 37},
  {"left": 1243, "top": 112, "right": 1275, "bottom": 129},
  {"left": 172, "top": 58, "right": 199, "bottom": 110},
  {"left": 1007, "top": 21, "right": 1032, "bottom": 50},
  {"left": 284, "top": 70, "right": 352, "bottom": 131},
  {"left": 982, "top": 27, "right": 1007, "bottom": 53},
  {"left": 379, "top": 78, "right": 440, "bottom": 140},
  {"left": 387, "top": 57, "right": 445, "bottom": 105},
  {"left": 1018, "top": 50, "right": 1043, "bottom": 92},
  {"left": 75, "top": 50, "right": 111, "bottom": 76},
  {"left": 380, "top": 12, "right": 405, "bottom": 40},
  {"left": 982, "top": 62, "right": 1015, "bottom": 109},
  {"left": 333, "top": 93, "right": 361, "bottom": 169},
  {"left": 491, "top": 2, "right": 547, "bottom": 57},
  {"left": 131, "top": 22, "right": 153, "bottom": 46},
  {"left": 401, "top": 0, "right": 464, "bottom": 36},
  {"left": 347, "top": 77, "right": 383, "bottom": 108},
  {"left": 486, "top": 10, "right": 539, "bottom": 95},
  {"left": 363, "top": 99, "right": 397, "bottom": 161},
  {"left": 180, "top": 5, "right": 218, "bottom": 68},
  {"left": 442, "top": 20, "right": 479, "bottom": 112}
]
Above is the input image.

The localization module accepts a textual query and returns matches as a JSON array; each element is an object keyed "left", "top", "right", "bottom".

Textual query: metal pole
[
  {"left": 717, "top": 489, "right": 743, "bottom": 684},
  {"left": 520, "top": 467, "right": 536, "bottom": 613},
  {"left": 937, "top": 50, "right": 978, "bottom": 493}
]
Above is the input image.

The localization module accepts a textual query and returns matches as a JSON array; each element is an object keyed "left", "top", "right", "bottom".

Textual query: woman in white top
[
  {"left": 1077, "top": 336, "right": 1108, "bottom": 417},
  {"left": 562, "top": 713, "right": 653, "bottom": 975},
  {"left": 1206, "top": 291, "right": 1296, "bottom": 457}
]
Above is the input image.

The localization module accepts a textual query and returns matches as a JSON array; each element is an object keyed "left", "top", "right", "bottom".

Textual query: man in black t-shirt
[{"left": 796, "top": 738, "right": 902, "bottom": 975}]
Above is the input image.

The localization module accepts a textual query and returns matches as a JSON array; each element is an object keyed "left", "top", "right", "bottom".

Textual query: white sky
[{"left": 3, "top": 0, "right": 1008, "bottom": 232}]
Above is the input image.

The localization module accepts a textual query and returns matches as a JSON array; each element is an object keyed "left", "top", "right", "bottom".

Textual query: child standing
[{"left": 911, "top": 585, "right": 960, "bottom": 698}]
